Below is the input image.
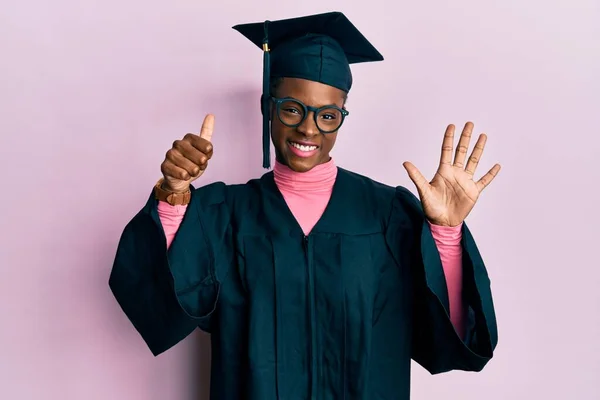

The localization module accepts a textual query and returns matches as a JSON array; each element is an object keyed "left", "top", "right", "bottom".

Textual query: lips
[
  {"left": 289, "top": 140, "right": 318, "bottom": 151},
  {"left": 289, "top": 139, "right": 318, "bottom": 145},
  {"left": 287, "top": 140, "right": 319, "bottom": 158}
]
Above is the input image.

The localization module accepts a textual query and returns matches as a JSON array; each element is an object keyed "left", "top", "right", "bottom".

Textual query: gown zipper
[{"left": 304, "top": 234, "right": 318, "bottom": 399}]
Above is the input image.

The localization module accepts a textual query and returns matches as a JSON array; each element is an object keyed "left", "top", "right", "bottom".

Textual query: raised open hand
[{"left": 403, "top": 122, "right": 501, "bottom": 227}]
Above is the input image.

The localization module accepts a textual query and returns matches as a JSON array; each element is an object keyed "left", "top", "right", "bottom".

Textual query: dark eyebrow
[{"left": 276, "top": 95, "right": 343, "bottom": 109}]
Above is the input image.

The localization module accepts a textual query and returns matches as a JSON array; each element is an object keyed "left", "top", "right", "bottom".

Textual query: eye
[
  {"left": 282, "top": 107, "right": 301, "bottom": 115},
  {"left": 318, "top": 108, "right": 340, "bottom": 121}
]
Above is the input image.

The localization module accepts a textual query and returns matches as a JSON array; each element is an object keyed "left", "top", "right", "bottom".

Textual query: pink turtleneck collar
[
  {"left": 273, "top": 158, "right": 338, "bottom": 193},
  {"left": 273, "top": 158, "right": 338, "bottom": 235}
]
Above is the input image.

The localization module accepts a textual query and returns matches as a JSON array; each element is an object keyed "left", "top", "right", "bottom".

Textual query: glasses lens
[
  {"left": 316, "top": 107, "right": 343, "bottom": 132},
  {"left": 278, "top": 100, "right": 305, "bottom": 126},
  {"left": 276, "top": 99, "right": 345, "bottom": 132}
]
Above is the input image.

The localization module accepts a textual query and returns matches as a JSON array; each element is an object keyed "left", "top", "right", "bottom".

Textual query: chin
[
  {"left": 280, "top": 152, "right": 321, "bottom": 173},
  {"left": 287, "top": 157, "right": 318, "bottom": 172},
  {"left": 288, "top": 161, "right": 315, "bottom": 173}
]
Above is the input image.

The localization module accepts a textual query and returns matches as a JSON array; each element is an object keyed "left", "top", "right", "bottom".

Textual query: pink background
[{"left": 1, "top": 0, "right": 599, "bottom": 399}]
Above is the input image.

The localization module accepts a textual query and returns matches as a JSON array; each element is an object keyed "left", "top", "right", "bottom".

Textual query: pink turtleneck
[
  {"left": 157, "top": 159, "right": 466, "bottom": 338},
  {"left": 273, "top": 159, "right": 338, "bottom": 235}
]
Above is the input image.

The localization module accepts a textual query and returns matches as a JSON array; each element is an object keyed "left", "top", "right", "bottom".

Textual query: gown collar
[{"left": 261, "top": 166, "right": 384, "bottom": 236}]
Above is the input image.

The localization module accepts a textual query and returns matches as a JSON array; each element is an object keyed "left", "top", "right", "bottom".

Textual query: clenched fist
[{"left": 160, "top": 114, "right": 215, "bottom": 193}]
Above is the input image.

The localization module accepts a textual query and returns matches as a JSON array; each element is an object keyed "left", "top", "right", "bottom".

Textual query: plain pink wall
[{"left": 1, "top": 0, "right": 599, "bottom": 399}]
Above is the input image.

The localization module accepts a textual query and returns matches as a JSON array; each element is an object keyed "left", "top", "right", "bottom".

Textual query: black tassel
[{"left": 261, "top": 20, "right": 271, "bottom": 169}]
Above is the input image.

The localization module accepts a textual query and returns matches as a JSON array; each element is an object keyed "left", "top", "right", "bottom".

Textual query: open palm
[{"left": 403, "top": 122, "right": 501, "bottom": 227}]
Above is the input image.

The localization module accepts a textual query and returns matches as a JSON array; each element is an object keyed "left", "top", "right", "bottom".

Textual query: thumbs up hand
[{"left": 160, "top": 114, "right": 215, "bottom": 193}]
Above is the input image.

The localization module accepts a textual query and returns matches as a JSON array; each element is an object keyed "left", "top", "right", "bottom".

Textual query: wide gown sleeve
[
  {"left": 109, "top": 182, "right": 232, "bottom": 356},
  {"left": 385, "top": 186, "right": 498, "bottom": 374}
]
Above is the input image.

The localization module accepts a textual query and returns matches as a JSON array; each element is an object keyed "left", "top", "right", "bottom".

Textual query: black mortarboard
[{"left": 232, "top": 11, "right": 384, "bottom": 168}]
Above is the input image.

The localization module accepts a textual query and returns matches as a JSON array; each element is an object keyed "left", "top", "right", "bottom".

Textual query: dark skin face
[{"left": 270, "top": 77, "right": 347, "bottom": 172}]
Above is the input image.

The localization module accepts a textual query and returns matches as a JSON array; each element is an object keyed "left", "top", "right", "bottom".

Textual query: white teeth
[{"left": 290, "top": 142, "right": 317, "bottom": 152}]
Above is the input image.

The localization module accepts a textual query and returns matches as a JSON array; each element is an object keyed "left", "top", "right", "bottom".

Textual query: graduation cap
[{"left": 232, "top": 11, "right": 384, "bottom": 168}]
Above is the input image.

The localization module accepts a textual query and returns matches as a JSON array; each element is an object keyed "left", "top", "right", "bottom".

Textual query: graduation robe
[{"left": 109, "top": 167, "right": 498, "bottom": 399}]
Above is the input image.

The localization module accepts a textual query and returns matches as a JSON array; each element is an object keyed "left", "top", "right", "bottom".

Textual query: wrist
[
  {"left": 155, "top": 178, "right": 191, "bottom": 205},
  {"left": 160, "top": 179, "right": 189, "bottom": 194},
  {"left": 427, "top": 218, "right": 462, "bottom": 229}
]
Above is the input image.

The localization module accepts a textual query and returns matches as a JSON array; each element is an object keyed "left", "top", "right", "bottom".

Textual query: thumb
[
  {"left": 403, "top": 161, "right": 429, "bottom": 191},
  {"left": 199, "top": 114, "right": 215, "bottom": 142}
]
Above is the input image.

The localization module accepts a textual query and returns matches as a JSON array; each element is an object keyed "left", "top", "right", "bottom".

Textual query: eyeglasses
[{"left": 271, "top": 96, "right": 349, "bottom": 134}]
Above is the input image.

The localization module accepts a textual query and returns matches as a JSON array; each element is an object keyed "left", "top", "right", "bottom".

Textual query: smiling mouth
[{"left": 288, "top": 141, "right": 318, "bottom": 152}]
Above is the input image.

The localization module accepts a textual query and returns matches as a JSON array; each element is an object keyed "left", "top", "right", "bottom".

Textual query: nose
[{"left": 296, "top": 110, "right": 320, "bottom": 138}]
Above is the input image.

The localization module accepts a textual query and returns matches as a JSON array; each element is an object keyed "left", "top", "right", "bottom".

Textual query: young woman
[{"left": 110, "top": 11, "right": 501, "bottom": 400}]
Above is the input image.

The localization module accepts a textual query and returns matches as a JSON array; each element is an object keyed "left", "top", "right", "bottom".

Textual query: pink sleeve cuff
[
  {"left": 427, "top": 220, "right": 466, "bottom": 339},
  {"left": 427, "top": 221, "right": 463, "bottom": 245},
  {"left": 157, "top": 201, "right": 188, "bottom": 249}
]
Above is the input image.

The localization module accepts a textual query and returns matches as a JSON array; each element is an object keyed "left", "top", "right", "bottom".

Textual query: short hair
[{"left": 269, "top": 77, "right": 348, "bottom": 105}]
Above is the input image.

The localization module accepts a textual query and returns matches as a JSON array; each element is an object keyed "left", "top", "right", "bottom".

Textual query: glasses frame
[{"left": 270, "top": 96, "right": 349, "bottom": 134}]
